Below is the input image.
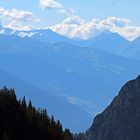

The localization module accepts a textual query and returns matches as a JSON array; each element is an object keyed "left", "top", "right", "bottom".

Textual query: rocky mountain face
[{"left": 75, "top": 75, "right": 140, "bottom": 140}]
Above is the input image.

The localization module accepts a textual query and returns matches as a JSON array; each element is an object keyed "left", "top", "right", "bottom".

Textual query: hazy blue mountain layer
[
  {"left": 0, "top": 68, "right": 92, "bottom": 132},
  {"left": 0, "top": 28, "right": 140, "bottom": 132}
]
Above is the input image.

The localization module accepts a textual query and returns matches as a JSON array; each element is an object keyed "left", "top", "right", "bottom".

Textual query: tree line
[{"left": 0, "top": 87, "right": 73, "bottom": 140}]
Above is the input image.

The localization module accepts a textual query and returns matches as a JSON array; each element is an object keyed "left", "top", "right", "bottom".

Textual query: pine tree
[
  {"left": 0, "top": 87, "right": 73, "bottom": 140},
  {"left": 21, "top": 96, "right": 27, "bottom": 113}
]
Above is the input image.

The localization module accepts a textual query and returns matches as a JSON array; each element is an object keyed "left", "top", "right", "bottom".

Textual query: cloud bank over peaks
[
  {"left": 0, "top": 7, "right": 39, "bottom": 31},
  {"left": 50, "top": 16, "right": 140, "bottom": 41},
  {"left": 0, "top": 5, "right": 140, "bottom": 41},
  {"left": 38, "top": 1, "right": 140, "bottom": 40}
]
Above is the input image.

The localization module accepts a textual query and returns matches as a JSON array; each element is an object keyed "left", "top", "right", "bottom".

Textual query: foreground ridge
[{"left": 75, "top": 75, "right": 140, "bottom": 140}]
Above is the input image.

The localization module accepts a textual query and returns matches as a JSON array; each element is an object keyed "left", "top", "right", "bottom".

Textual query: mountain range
[
  {"left": 0, "top": 27, "right": 140, "bottom": 132},
  {"left": 1, "top": 26, "right": 140, "bottom": 58}
]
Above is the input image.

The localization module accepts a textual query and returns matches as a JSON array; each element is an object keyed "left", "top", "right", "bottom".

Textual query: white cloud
[
  {"left": 40, "top": 0, "right": 63, "bottom": 10},
  {"left": 50, "top": 16, "right": 140, "bottom": 40},
  {"left": 63, "top": 16, "right": 85, "bottom": 25},
  {"left": 18, "top": 32, "right": 35, "bottom": 38},
  {"left": 6, "top": 20, "right": 33, "bottom": 31},
  {"left": 0, "top": 5, "right": 140, "bottom": 40},
  {"left": 102, "top": 17, "right": 130, "bottom": 27},
  {"left": 0, "top": 29, "right": 5, "bottom": 34},
  {"left": 110, "top": 25, "right": 140, "bottom": 41},
  {"left": 0, "top": 7, "right": 39, "bottom": 30},
  {"left": 39, "top": 0, "right": 75, "bottom": 17}
]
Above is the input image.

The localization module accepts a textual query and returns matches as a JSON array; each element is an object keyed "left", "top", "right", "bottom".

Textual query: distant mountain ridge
[
  {"left": 30, "top": 29, "right": 71, "bottom": 44},
  {"left": 1, "top": 26, "right": 140, "bottom": 57},
  {"left": 89, "top": 31, "right": 130, "bottom": 55},
  {"left": 122, "top": 36, "right": 140, "bottom": 59},
  {"left": 0, "top": 27, "right": 72, "bottom": 44},
  {"left": 0, "top": 26, "right": 139, "bottom": 57}
]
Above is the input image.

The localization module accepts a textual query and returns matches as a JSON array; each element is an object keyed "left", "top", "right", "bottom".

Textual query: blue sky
[
  {"left": 0, "top": 0, "right": 140, "bottom": 40},
  {"left": 0, "top": 0, "right": 140, "bottom": 26}
]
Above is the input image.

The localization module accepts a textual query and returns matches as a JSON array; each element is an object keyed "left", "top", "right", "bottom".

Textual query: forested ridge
[{"left": 0, "top": 87, "right": 72, "bottom": 140}]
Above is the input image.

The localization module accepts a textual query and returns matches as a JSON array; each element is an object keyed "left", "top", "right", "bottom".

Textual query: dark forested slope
[{"left": 0, "top": 87, "right": 72, "bottom": 140}]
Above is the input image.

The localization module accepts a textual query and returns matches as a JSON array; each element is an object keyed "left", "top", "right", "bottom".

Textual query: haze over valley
[{"left": 0, "top": 1, "right": 140, "bottom": 139}]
